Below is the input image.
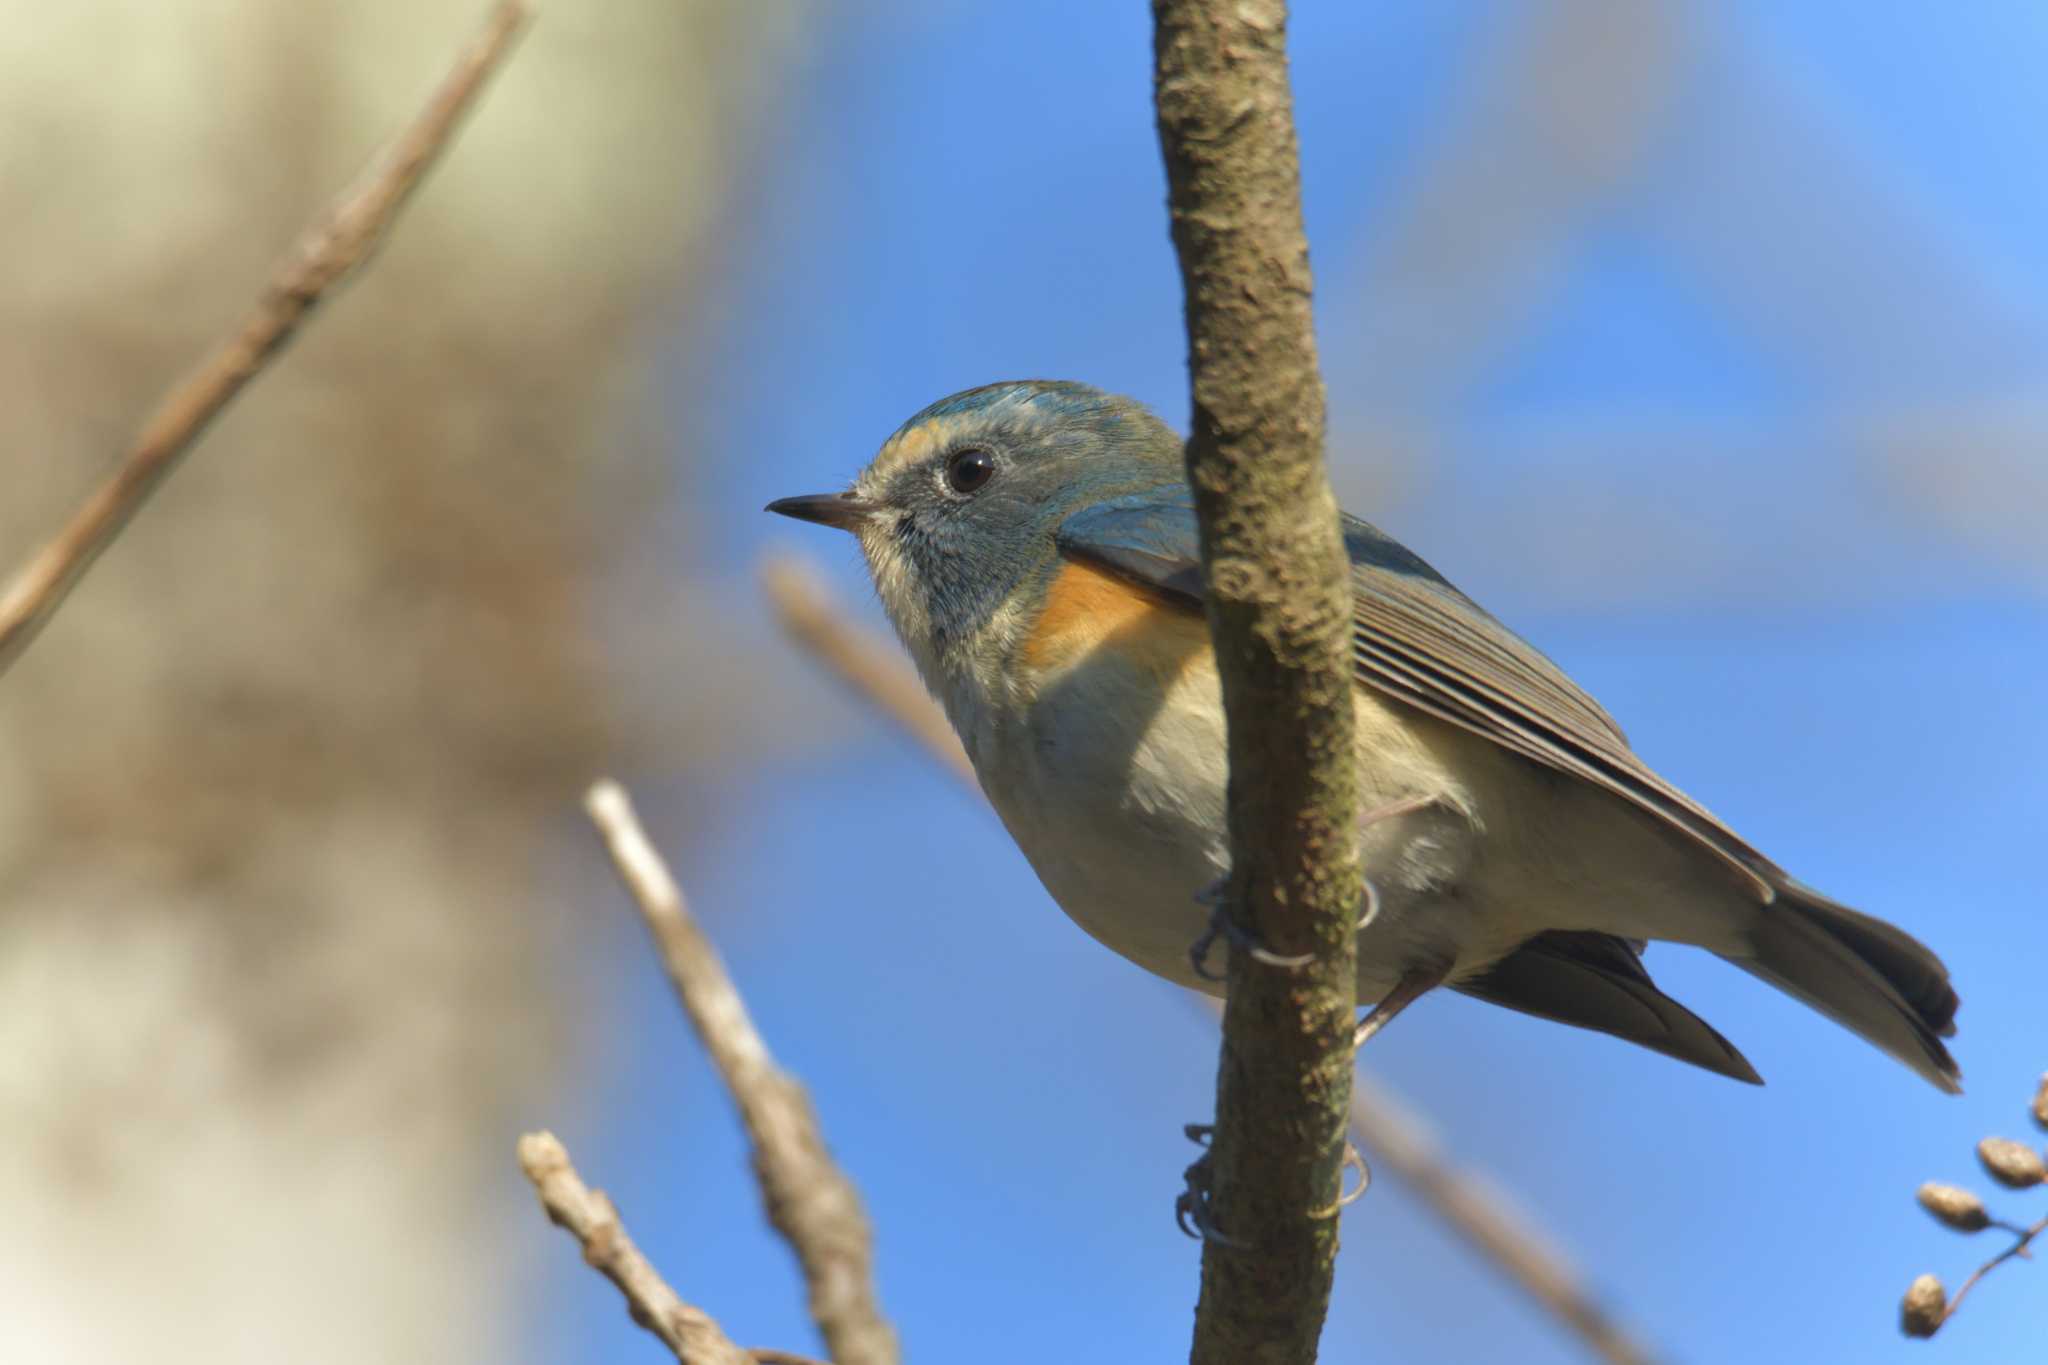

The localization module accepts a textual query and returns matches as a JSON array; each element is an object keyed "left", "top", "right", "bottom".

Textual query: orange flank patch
[{"left": 1021, "top": 559, "right": 1210, "bottom": 678}]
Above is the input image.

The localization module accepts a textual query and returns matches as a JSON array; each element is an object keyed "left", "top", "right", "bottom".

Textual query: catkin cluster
[{"left": 1899, "top": 1072, "right": 2048, "bottom": 1338}]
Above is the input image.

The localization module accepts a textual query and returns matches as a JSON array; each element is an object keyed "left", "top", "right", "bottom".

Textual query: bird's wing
[{"left": 1055, "top": 485, "right": 1782, "bottom": 900}]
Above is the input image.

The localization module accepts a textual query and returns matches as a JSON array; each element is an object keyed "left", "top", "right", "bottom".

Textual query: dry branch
[
  {"left": 1342, "top": 1075, "right": 1653, "bottom": 1365},
  {"left": 761, "top": 554, "right": 1660, "bottom": 1364},
  {"left": 1941, "top": 1212, "right": 2046, "bottom": 1326},
  {"left": 518, "top": 1131, "right": 755, "bottom": 1365},
  {"left": 0, "top": 0, "right": 530, "bottom": 680},
  {"left": 1903, "top": 1209, "right": 2047, "bottom": 1337},
  {"left": 760, "top": 556, "right": 974, "bottom": 787},
  {"left": 585, "top": 780, "right": 899, "bottom": 1365},
  {"left": 1153, "top": 2, "right": 1362, "bottom": 1360}
]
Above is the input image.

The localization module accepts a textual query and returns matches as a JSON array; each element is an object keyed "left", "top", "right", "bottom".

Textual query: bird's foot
[
  {"left": 1174, "top": 1124, "right": 1245, "bottom": 1245},
  {"left": 1188, "top": 877, "right": 1315, "bottom": 982},
  {"left": 1180, "top": 1125, "right": 1371, "bottom": 1233},
  {"left": 1309, "top": 1141, "right": 1374, "bottom": 1219}
]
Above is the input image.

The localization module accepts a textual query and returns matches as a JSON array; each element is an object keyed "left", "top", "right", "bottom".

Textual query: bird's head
[{"left": 768, "top": 380, "right": 1181, "bottom": 691}]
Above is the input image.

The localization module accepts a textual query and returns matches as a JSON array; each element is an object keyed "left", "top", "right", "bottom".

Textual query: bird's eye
[{"left": 944, "top": 447, "right": 996, "bottom": 495}]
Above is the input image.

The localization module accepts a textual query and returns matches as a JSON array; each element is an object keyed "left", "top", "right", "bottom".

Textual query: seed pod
[
  {"left": 1916, "top": 1182, "right": 1991, "bottom": 1232},
  {"left": 1976, "top": 1136, "right": 2046, "bottom": 1189},
  {"left": 2032, "top": 1073, "right": 2047, "bottom": 1133},
  {"left": 1900, "top": 1274, "right": 1947, "bottom": 1338}
]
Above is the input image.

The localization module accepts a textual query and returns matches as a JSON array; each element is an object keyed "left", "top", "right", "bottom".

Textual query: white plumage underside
[{"left": 978, "top": 641, "right": 1750, "bottom": 1000}]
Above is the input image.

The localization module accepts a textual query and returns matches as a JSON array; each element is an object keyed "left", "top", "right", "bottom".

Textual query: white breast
[
  {"left": 966, "top": 641, "right": 1234, "bottom": 986},
  {"left": 950, "top": 634, "right": 1550, "bottom": 999}
]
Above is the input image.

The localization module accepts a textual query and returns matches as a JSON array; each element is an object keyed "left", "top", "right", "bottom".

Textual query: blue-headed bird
[{"left": 769, "top": 380, "right": 1960, "bottom": 1092}]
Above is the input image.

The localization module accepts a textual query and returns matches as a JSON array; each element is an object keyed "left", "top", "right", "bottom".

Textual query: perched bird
[{"left": 768, "top": 380, "right": 1961, "bottom": 1091}]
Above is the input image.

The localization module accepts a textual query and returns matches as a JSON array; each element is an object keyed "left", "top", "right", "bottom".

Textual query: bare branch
[
  {"left": 761, "top": 551, "right": 1661, "bottom": 1365},
  {"left": 1153, "top": 2, "right": 1361, "bottom": 1359},
  {"left": 1903, "top": 1211, "right": 2048, "bottom": 1338},
  {"left": 1342, "top": 1073, "right": 1655, "bottom": 1365},
  {"left": 1943, "top": 1213, "right": 2047, "bottom": 1327},
  {"left": 518, "top": 1131, "right": 753, "bottom": 1365},
  {"left": 760, "top": 556, "right": 975, "bottom": 789},
  {"left": 585, "top": 780, "right": 899, "bottom": 1365},
  {"left": 0, "top": 0, "right": 531, "bottom": 679}
]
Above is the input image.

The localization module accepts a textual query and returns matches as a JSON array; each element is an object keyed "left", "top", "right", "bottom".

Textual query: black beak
[{"left": 765, "top": 492, "right": 877, "bottom": 532}]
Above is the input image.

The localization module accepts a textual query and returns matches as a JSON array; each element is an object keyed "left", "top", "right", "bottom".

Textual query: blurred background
[{"left": 1, "top": 1, "right": 2042, "bottom": 1361}]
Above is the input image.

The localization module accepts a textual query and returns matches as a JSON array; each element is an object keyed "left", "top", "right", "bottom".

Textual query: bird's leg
[
  {"left": 1349, "top": 795, "right": 1444, "bottom": 1045},
  {"left": 1181, "top": 797, "right": 1439, "bottom": 1229},
  {"left": 1189, "top": 796, "right": 1437, "bottom": 981},
  {"left": 1187, "top": 875, "right": 1314, "bottom": 981},
  {"left": 1352, "top": 967, "right": 1444, "bottom": 1052},
  {"left": 1358, "top": 793, "right": 1436, "bottom": 829},
  {"left": 1352, "top": 795, "right": 1434, "bottom": 933}
]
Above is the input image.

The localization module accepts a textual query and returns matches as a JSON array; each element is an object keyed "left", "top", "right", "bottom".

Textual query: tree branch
[
  {"left": 0, "top": 0, "right": 531, "bottom": 680},
  {"left": 585, "top": 780, "right": 899, "bottom": 1365},
  {"left": 1938, "top": 1212, "right": 2047, "bottom": 1330},
  {"left": 762, "top": 552, "right": 1661, "bottom": 1365},
  {"left": 760, "top": 557, "right": 975, "bottom": 789},
  {"left": 1153, "top": 3, "right": 1361, "bottom": 1361},
  {"left": 1341, "top": 1074, "right": 1654, "bottom": 1365},
  {"left": 519, "top": 1131, "right": 757, "bottom": 1365}
]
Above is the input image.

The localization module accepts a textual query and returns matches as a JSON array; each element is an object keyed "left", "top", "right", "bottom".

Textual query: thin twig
[
  {"left": 585, "top": 780, "right": 899, "bottom": 1365},
  {"left": 760, "top": 556, "right": 975, "bottom": 787},
  {"left": 761, "top": 551, "right": 1661, "bottom": 1365},
  {"left": 1341, "top": 1072, "right": 1655, "bottom": 1365},
  {"left": 0, "top": 1, "right": 531, "bottom": 680},
  {"left": 1942, "top": 1211, "right": 2047, "bottom": 1330},
  {"left": 517, "top": 1131, "right": 753, "bottom": 1365}
]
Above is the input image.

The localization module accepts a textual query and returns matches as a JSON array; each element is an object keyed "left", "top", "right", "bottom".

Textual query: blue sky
[{"left": 531, "top": 3, "right": 2048, "bottom": 1361}]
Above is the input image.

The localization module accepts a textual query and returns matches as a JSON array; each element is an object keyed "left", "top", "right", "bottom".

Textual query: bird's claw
[
  {"left": 1355, "top": 875, "right": 1382, "bottom": 931},
  {"left": 1180, "top": 1125, "right": 1369, "bottom": 1233},
  {"left": 1175, "top": 1124, "right": 1246, "bottom": 1246},
  {"left": 1311, "top": 1141, "right": 1373, "bottom": 1218},
  {"left": 1188, "top": 877, "right": 1315, "bottom": 981}
]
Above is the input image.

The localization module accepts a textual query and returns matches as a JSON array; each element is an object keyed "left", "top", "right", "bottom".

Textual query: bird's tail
[{"left": 1722, "top": 884, "right": 1961, "bottom": 1092}]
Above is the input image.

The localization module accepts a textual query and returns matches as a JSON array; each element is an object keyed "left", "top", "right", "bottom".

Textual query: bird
[{"left": 767, "top": 379, "right": 1961, "bottom": 1092}]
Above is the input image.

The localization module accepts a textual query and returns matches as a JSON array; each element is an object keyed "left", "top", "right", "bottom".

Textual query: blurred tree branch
[
  {"left": 1338, "top": 1073, "right": 1653, "bottom": 1364},
  {"left": 520, "top": 1131, "right": 769, "bottom": 1365},
  {"left": 761, "top": 557, "right": 975, "bottom": 789},
  {"left": 1153, "top": 2, "right": 1362, "bottom": 1360},
  {"left": 562, "top": 781, "right": 900, "bottom": 1365},
  {"left": 0, "top": 0, "right": 529, "bottom": 680},
  {"left": 519, "top": 1130, "right": 835, "bottom": 1365}
]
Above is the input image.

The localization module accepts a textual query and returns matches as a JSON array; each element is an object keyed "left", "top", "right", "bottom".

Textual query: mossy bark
[{"left": 1153, "top": 3, "right": 1362, "bottom": 1363}]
